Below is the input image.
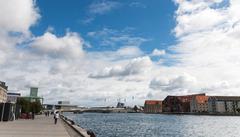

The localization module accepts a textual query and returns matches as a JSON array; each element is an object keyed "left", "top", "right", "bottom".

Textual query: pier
[{"left": 0, "top": 115, "right": 80, "bottom": 137}]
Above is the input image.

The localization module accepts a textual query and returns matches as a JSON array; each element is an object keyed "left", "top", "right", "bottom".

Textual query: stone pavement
[{"left": 0, "top": 115, "right": 70, "bottom": 137}]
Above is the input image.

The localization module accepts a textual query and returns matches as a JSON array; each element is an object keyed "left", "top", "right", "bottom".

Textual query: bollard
[
  {"left": 87, "top": 130, "right": 96, "bottom": 137},
  {"left": 70, "top": 120, "right": 75, "bottom": 125}
]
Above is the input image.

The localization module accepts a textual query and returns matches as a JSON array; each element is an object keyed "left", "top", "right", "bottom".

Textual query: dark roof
[
  {"left": 55, "top": 104, "right": 78, "bottom": 107},
  {"left": 209, "top": 96, "right": 240, "bottom": 101},
  {"left": 0, "top": 81, "right": 8, "bottom": 90},
  {"left": 167, "top": 93, "right": 206, "bottom": 97},
  {"left": 7, "top": 92, "right": 21, "bottom": 96}
]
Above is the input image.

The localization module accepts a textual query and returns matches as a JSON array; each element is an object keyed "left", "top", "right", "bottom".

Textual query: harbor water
[{"left": 64, "top": 112, "right": 240, "bottom": 137}]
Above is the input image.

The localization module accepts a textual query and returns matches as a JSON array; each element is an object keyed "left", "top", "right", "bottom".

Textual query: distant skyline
[{"left": 1, "top": 0, "right": 240, "bottom": 106}]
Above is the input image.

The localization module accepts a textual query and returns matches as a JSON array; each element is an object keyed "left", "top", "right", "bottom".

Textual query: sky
[{"left": 1, "top": 0, "right": 240, "bottom": 107}]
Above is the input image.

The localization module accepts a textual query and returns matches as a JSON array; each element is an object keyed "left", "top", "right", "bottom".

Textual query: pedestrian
[
  {"left": 28, "top": 112, "right": 31, "bottom": 119},
  {"left": 54, "top": 111, "right": 59, "bottom": 124},
  {"left": 32, "top": 111, "right": 35, "bottom": 120}
]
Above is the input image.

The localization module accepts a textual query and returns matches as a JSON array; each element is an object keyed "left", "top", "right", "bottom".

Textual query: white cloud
[
  {"left": 87, "top": 27, "right": 149, "bottom": 47},
  {"left": 116, "top": 46, "right": 143, "bottom": 57},
  {"left": 0, "top": 0, "right": 40, "bottom": 64},
  {"left": 0, "top": 0, "right": 151, "bottom": 107},
  {"left": 0, "top": 0, "right": 40, "bottom": 34},
  {"left": 81, "top": 16, "right": 95, "bottom": 24},
  {"left": 167, "top": 0, "right": 240, "bottom": 96},
  {"left": 2, "top": 0, "right": 240, "bottom": 107},
  {"left": 149, "top": 73, "right": 197, "bottom": 92},
  {"left": 89, "top": 56, "right": 152, "bottom": 78},
  {"left": 87, "top": 46, "right": 143, "bottom": 61},
  {"left": 129, "top": 2, "right": 146, "bottom": 8},
  {"left": 174, "top": 0, "right": 228, "bottom": 37},
  {"left": 88, "top": 0, "right": 120, "bottom": 15},
  {"left": 82, "top": 0, "right": 121, "bottom": 24},
  {"left": 151, "top": 49, "right": 166, "bottom": 56},
  {"left": 31, "top": 32, "right": 84, "bottom": 59}
]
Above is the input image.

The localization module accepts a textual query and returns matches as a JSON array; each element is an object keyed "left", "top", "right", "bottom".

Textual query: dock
[{"left": 0, "top": 115, "right": 73, "bottom": 137}]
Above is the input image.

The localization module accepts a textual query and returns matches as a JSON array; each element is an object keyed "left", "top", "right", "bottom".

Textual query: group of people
[
  {"left": 44, "top": 110, "right": 59, "bottom": 124},
  {"left": 44, "top": 111, "right": 50, "bottom": 117}
]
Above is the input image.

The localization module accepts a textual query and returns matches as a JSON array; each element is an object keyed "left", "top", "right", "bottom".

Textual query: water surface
[{"left": 64, "top": 112, "right": 240, "bottom": 137}]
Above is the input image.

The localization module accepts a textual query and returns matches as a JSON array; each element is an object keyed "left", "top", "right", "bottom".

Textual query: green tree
[
  {"left": 31, "top": 100, "right": 42, "bottom": 113},
  {"left": 17, "top": 98, "right": 31, "bottom": 113},
  {"left": 17, "top": 98, "right": 42, "bottom": 114}
]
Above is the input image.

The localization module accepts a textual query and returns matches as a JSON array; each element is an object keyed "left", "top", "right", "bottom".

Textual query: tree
[
  {"left": 17, "top": 98, "right": 31, "bottom": 113},
  {"left": 31, "top": 100, "right": 42, "bottom": 113},
  {"left": 17, "top": 98, "right": 42, "bottom": 114}
]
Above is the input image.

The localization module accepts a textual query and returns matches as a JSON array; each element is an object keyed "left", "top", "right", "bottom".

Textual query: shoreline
[
  {"left": 70, "top": 111, "right": 240, "bottom": 116},
  {"left": 60, "top": 114, "right": 94, "bottom": 137},
  {"left": 147, "top": 112, "right": 240, "bottom": 116}
]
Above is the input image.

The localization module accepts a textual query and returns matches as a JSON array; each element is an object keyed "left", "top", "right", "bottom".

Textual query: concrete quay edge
[{"left": 60, "top": 115, "right": 92, "bottom": 137}]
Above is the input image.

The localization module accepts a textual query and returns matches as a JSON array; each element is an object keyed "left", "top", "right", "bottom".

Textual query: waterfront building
[
  {"left": 163, "top": 93, "right": 206, "bottom": 112},
  {"left": 190, "top": 95, "right": 208, "bottom": 113},
  {"left": 0, "top": 81, "right": 8, "bottom": 103},
  {"left": 7, "top": 93, "right": 21, "bottom": 103},
  {"left": 144, "top": 100, "right": 162, "bottom": 113},
  {"left": 44, "top": 102, "right": 78, "bottom": 111},
  {"left": 208, "top": 96, "right": 240, "bottom": 114},
  {"left": 116, "top": 102, "right": 125, "bottom": 108},
  {"left": 55, "top": 101, "right": 78, "bottom": 111},
  {"left": 21, "top": 87, "right": 43, "bottom": 104},
  {"left": 6, "top": 93, "right": 21, "bottom": 120},
  {"left": 58, "top": 101, "right": 70, "bottom": 105},
  {"left": 133, "top": 105, "right": 143, "bottom": 112}
]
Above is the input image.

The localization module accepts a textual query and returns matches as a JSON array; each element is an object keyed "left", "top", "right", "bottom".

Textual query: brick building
[
  {"left": 163, "top": 93, "right": 206, "bottom": 112},
  {"left": 144, "top": 100, "right": 162, "bottom": 113},
  {"left": 190, "top": 95, "right": 208, "bottom": 112}
]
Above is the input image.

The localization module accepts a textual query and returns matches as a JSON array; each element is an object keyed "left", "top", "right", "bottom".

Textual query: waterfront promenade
[{"left": 0, "top": 115, "right": 70, "bottom": 137}]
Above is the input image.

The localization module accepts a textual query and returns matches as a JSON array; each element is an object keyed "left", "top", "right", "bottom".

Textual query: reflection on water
[{"left": 64, "top": 112, "right": 240, "bottom": 137}]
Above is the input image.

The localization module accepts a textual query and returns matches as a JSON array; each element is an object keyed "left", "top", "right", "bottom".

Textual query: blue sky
[
  {"left": 32, "top": 0, "right": 177, "bottom": 54},
  {"left": 1, "top": 0, "right": 240, "bottom": 106}
]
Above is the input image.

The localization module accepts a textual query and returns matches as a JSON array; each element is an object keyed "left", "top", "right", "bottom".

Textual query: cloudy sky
[{"left": 1, "top": 0, "right": 240, "bottom": 107}]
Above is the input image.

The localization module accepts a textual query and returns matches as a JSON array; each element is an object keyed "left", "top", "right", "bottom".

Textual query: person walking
[
  {"left": 31, "top": 111, "right": 35, "bottom": 120},
  {"left": 54, "top": 111, "right": 59, "bottom": 124}
]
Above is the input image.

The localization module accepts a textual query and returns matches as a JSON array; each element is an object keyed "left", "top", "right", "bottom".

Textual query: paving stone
[{"left": 0, "top": 115, "right": 70, "bottom": 137}]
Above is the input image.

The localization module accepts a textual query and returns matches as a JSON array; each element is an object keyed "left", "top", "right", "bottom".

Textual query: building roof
[
  {"left": 164, "top": 93, "right": 206, "bottom": 103},
  {"left": 194, "top": 95, "right": 208, "bottom": 103},
  {"left": 7, "top": 92, "right": 21, "bottom": 96},
  {"left": 0, "top": 81, "right": 8, "bottom": 90},
  {"left": 55, "top": 104, "right": 78, "bottom": 107},
  {"left": 58, "top": 101, "right": 70, "bottom": 105},
  {"left": 209, "top": 96, "right": 240, "bottom": 101},
  {"left": 167, "top": 93, "right": 206, "bottom": 98},
  {"left": 145, "top": 100, "right": 162, "bottom": 105}
]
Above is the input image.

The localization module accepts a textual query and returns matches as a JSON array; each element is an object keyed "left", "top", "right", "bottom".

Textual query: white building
[{"left": 208, "top": 96, "right": 240, "bottom": 114}]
